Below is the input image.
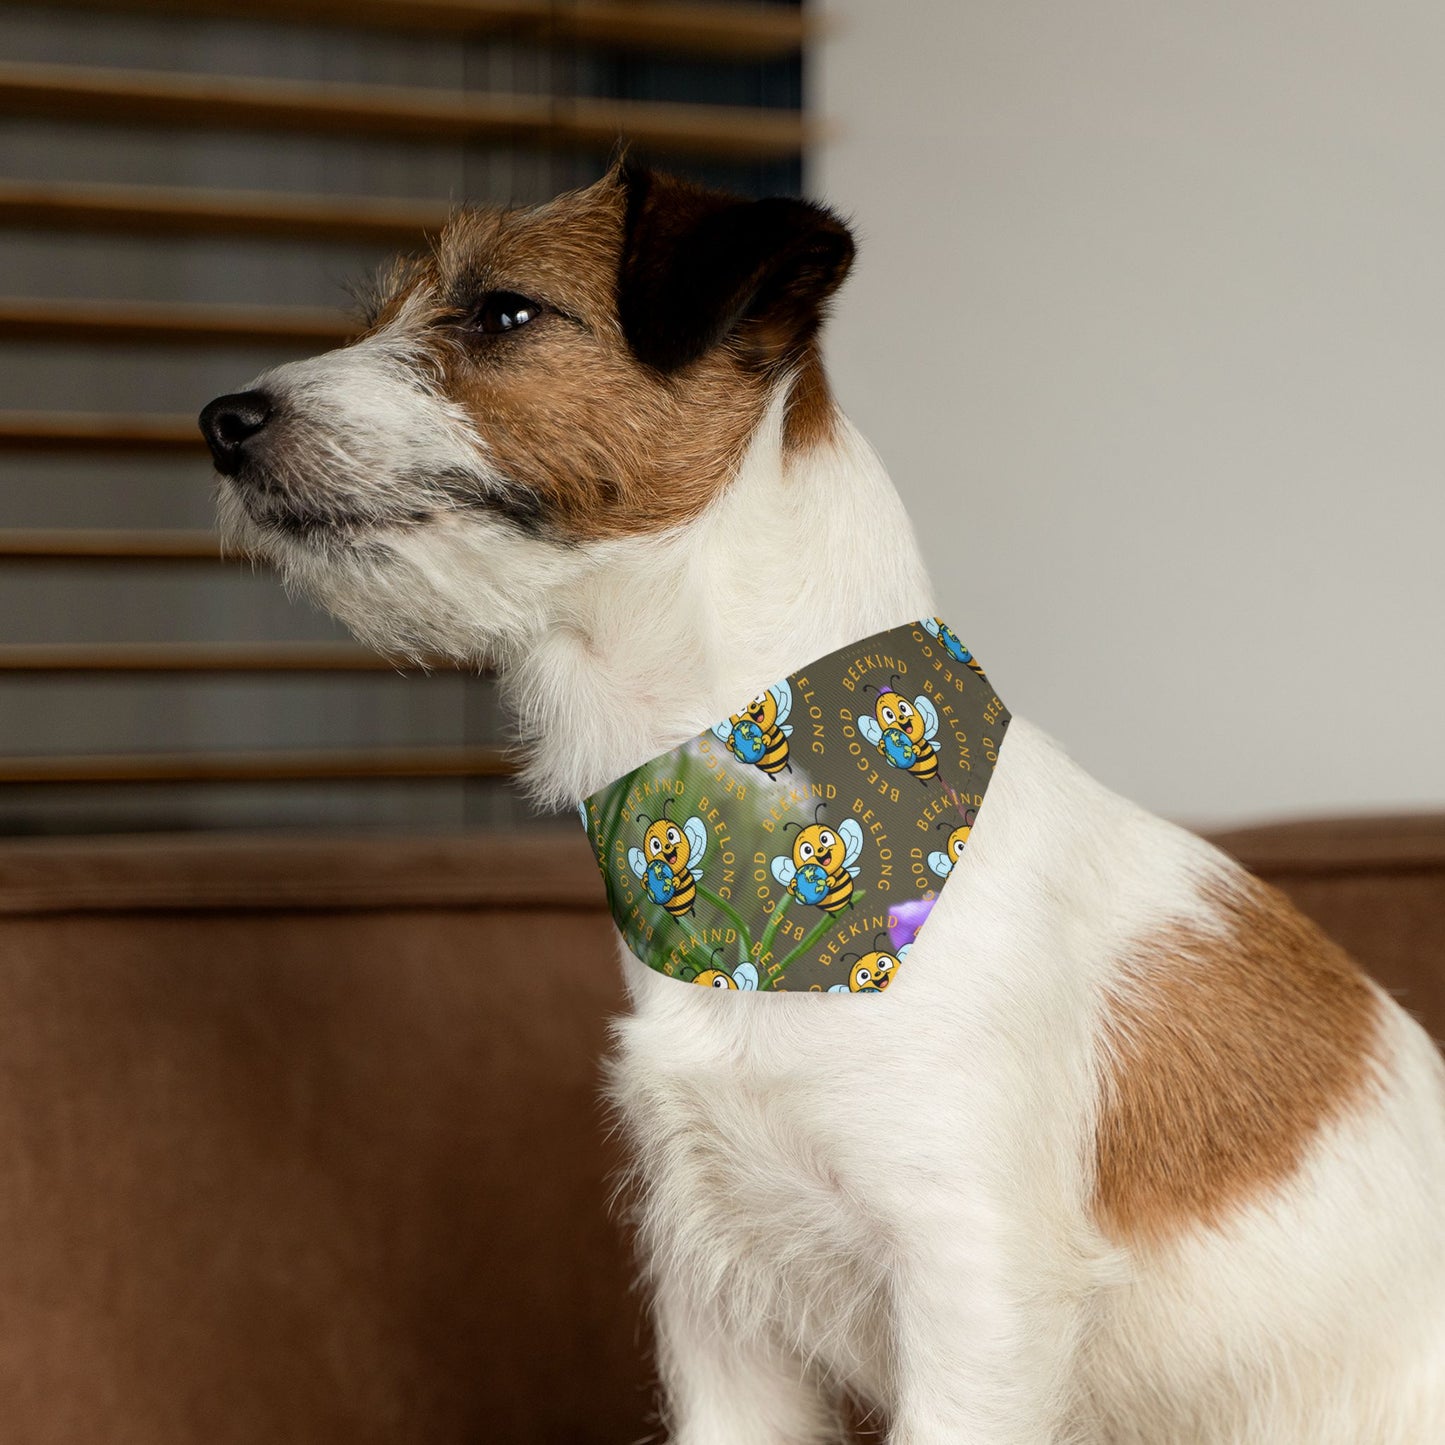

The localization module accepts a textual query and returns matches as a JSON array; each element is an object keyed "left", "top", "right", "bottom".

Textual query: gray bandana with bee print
[{"left": 579, "top": 619, "right": 1010, "bottom": 994}]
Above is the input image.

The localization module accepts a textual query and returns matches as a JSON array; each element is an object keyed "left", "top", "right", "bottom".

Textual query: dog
[{"left": 200, "top": 162, "right": 1445, "bottom": 1444}]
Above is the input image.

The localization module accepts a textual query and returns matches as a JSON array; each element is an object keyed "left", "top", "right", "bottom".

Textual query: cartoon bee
[
  {"left": 628, "top": 799, "right": 708, "bottom": 919},
  {"left": 927, "top": 809, "right": 978, "bottom": 880},
  {"left": 687, "top": 948, "right": 761, "bottom": 991},
  {"left": 712, "top": 680, "right": 793, "bottom": 777},
  {"left": 827, "top": 935, "right": 913, "bottom": 993},
  {"left": 922, "top": 616, "right": 986, "bottom": 678},
  {"left": 857, "top": 676, "right": 941, "bottom": 785},
  {"left": 770, "top": 803, "right": 864, "bottom": 915}
]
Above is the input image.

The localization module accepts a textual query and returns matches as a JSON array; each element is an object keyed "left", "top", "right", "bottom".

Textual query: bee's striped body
[
  {"left": 905, "top": 739, "right": 940, "bottom": 784},
  {"left": 664, "top": 869, "right": 698, "bottom": 918},
  {"left": 817, "top": 867, "right": 855, "bottom": 914},
  {"left": 752, "top": 724, "right": 791, "bottom": 777}
]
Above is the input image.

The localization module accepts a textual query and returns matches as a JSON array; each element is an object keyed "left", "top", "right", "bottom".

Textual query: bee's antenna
[
  {"left": 890, "top": 673, "right": 903, "bottom": 692},
  {"left": 637, "top": 814, "right": 654, "bottom": 830},
  {"left": 782, "top": 820, "right": 805, "bottom": 835},
  {"left": 862, "top": 683, "right": 880, "bottom": 697},
  {"left": 710, "top": 946, "right": 727, "bottom": 967},
  {"left": 660, "top": 798, "right": 675, "bottom": 821},
  {"left": 935, "top": 819, "right": 952, "bottom": 832},
  {"left": 814, "top": 801, "right": 828, "bottom": 826},
  {"left": 874, "top": 931, "right": 892, "bottom": 951},
  {"left": 838, "top": 952, "right": 861, "bottom": 967}
]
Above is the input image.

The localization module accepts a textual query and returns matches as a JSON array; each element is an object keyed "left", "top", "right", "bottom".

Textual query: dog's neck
[{"left": 504, "top": 391, "right": 936, "bottom": 808}]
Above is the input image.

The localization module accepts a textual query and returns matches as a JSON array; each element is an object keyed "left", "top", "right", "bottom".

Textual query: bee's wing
[
  {"left": 896, "top": 942, "right": 913, "bottom": 962},
  {"left": 922, "top": 616, "right": 941, "bottom": 637},
  {"left": 914, "top": 693, "right": 940, "bottom": 741},
  {"left": 780, "top": 724, "right": 793, "bottom": 737},
  {"left": 926, "top": 850, "right": 953, "bottom": 878},
  {"left": 769, "top": 679, "right": 792, "bottom": 726},
  {"left": 827, "top": 983, "right": 850, "bottom": 994},
  {"left": 628, "top": 847, "right": 648, "bottom": 878},
  {"left": 710, "top": 721, "right": 734, "bottom": 744},
  {"left": 857, "top": 715, "right": 882, "bottom": 747},
  {"left": 770, "top": 855, "right": 797, "bottom": 888},
  {"left": 839, "top": 818, "right": 865, "bottom": 872},
  {"left": 683, "top": 816, "right": 708, "bottom": 867},
  {"left": 734, "top": 961, "right": 760, "bottom": 992},
  {"left": 577, "top": 801, "right": 589, "bottom": 830}
]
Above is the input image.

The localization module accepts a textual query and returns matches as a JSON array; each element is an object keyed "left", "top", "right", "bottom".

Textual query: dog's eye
[{"left": 471, "top": 291, "right": 543, "bottom": 334}]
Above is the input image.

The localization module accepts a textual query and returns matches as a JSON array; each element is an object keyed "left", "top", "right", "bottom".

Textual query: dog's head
[{"left": 200, "top": 163, "right": 854, "bottom": 661}]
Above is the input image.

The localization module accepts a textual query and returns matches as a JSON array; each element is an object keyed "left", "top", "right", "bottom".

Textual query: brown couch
[{"left": 0, "top": 817, "right": 1440, "bottom": 1443}]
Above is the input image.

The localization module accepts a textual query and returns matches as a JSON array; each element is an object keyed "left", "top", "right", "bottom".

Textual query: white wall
[{"left": 812, "top": 0, "right": 1445, "bottom": 827}]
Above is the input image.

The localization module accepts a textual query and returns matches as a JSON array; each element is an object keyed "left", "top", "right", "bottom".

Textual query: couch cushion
[{"left": 0, "top": 830, "right": 650, "bottom": 1445}]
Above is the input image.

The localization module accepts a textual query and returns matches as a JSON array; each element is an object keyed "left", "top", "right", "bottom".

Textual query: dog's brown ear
[{"left": 617, "top": 162, "right": 855, "bottom": 374}]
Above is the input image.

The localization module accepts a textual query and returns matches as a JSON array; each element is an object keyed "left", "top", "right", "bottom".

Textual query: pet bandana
[{"left": 579, "top": 619, "right": 1010, "bottom": 994}]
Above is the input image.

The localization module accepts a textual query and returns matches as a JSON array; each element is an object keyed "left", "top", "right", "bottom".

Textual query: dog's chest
[{"left": 612, "top": 1001, "right": 898, "bottom": 1385}]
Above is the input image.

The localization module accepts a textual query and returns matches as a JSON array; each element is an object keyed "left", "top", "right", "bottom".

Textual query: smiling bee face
[
  {"left": 691, "top": 969, "right": 737, "bottom": 989},
  {"left": 872, "top": 689, "right": 925, "bottom": 743},
  {"left": 643, "top": 818, "right": 690, "bottom": 875},
  {"left": 848, "top": 950, "right": 900, "bottom": 992},
  {"left": 739, "top": 690, "right": 778, "bottom": 731},
  {"left": 792, "top": 823, "right": 843, "bottom": 875}
]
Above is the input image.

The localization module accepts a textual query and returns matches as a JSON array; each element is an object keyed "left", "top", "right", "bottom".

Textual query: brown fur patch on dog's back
[{"left": 1094, "top": 874, "right": 1381, "bottom": 1246}]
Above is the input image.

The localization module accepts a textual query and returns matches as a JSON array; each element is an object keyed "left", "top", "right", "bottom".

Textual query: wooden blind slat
[
  {"left": 0, "top": 529, "right": 221, "bottom": 560},
  {"left": 0, "top": 643, "right": 416, "bottom": 673},
  {"left": 0, "top": 297, "right": 353, "bottom": 349},
  {"left": 31, "top": 0, "right": 810, "bottom": 59},
  {"left": 0, "top": 180, "right": 448, "bottom": 245},
  {"left": 0, "top": 62, "right": 812, "bottom": 161},
  {"left": 0, "top": 745, "right": 514, "bottom": 784},
  {"left": 0, "top": 413, "right": 204, "bottom": 452}
]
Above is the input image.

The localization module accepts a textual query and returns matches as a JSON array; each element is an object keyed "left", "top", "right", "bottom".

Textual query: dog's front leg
[
  {"left": 885, "top": 1206, "right": 1090, "bottom": 1445},
  {"left": 653, "top": 1274, "right": 842, "bottom": 1445}
]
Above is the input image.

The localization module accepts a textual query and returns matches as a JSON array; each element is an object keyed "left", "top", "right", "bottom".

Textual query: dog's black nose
[{"left": 199, "top": 390, "right": 273, "bottom": 475}]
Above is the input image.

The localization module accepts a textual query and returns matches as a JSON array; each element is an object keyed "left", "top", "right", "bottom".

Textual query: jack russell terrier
[{"left": 200, "top": 163, "right": 1445, "bottom": 1444}]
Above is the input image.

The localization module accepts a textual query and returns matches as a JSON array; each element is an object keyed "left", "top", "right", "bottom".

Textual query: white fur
[{"left": 221, "top": 350, "right": 1445, "bottom": 1443}]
